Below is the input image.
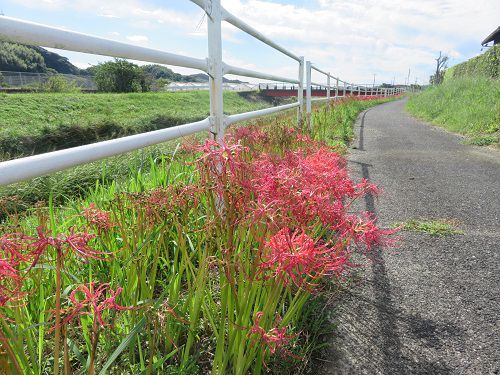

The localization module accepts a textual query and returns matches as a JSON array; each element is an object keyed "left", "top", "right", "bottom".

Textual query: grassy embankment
[
  {"left": 0, "top": 93, "right": 395, "bottom": 217},
  {"left": 406, "top": 45, "right": 499, "bottom": 147},
  {"left": 0, "top": 94, "right": 398, "bottom": 374},
  {"left": 0, "top": 91, "right": 271, "bottom": 215},
  {"left": 0, "top": 91, "right": 271, "bottom": 158}
]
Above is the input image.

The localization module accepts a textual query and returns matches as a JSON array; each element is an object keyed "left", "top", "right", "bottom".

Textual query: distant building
[{"left": 481, "top": 26, "right": 500, "bottom": 46}]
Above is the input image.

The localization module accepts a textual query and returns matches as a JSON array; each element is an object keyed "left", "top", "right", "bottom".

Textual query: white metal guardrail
[
  {"left": 167, "top": 82, "right": 259, "bottom": 92},
  {"left": 0, "top": 0, "right": 405, "bottom": 186}
]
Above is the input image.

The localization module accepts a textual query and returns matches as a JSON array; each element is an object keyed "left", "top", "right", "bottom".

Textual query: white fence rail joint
[{"left": 0, "top": 1, "right": 406, "bottom": 186}]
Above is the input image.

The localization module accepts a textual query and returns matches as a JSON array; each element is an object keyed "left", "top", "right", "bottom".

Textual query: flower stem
[
  {"left": 53, "top": 252, "right": 63, "bottom": 375},
  {"left": 88, "top": 319, "right": 99, "bottom": 375}
]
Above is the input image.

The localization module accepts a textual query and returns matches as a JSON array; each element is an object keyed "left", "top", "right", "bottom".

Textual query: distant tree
[
  {"left": 39, "top": 75, "right": 80, "bottom": 93},
  {"left": 32, "top": 46, "right": 81, "bottom": 75},
  {"left": 0, "top": 41, "right": 46, "bottom": 72},
  {"left": 430, "top": 51, "right": 449, "bottom": 85},
  {"left": 93, "top": 59, "right": 150, "bottom": 92},
  {"left": 141, "top": 64, "right": 183, "bottom": 81}
]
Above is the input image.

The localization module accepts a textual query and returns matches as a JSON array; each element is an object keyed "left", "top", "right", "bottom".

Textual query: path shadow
[{"left": 355, "top": 107, "right": 459, "bottom": 374}]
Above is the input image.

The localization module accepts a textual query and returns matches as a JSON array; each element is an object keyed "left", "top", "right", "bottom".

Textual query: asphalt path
[{"left": 317, "top": 98, "right": 500, "bottom": 375}]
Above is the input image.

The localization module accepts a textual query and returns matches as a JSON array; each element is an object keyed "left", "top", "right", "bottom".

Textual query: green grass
[
  {"left": 395, "top": 218, "right": 463, "bottom": 237},
  {"left": 0, "top": 91, "right": 271, "bottom": 158},
  {"left": 312, "top": 97, "right": 398, "bottom": 147},
  {"left": 406, "top": 77, "right": 499, "bottom": 147},
  {"left": 1, "top": 95, "right": 398, "bottom": 220}
]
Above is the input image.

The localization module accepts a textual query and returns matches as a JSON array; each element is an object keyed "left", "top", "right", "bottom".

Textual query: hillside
[
  {"left": 0, "top": 41, "right": 81, "bottom": 73},
  {"left": 407, "top": 46, "right": 499, "bottom": 147},
  {"left": 0, "top": 90, "right": 271, "bottom": 158},
  {"left": 444, "top": 45, "right": 499, "bottom": 80},
  {"left": 0, "top": 41, "right": 246, "bottom": 83}
]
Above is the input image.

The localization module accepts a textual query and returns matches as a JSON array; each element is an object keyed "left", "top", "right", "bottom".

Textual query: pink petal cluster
[
  {"left": 231, "top": 125, "right": 269, "bottom": 146},
  {"left": 63, "top": 283, "right": 134, "bottom": 327},
  {"left": 258, "top": 228, "right": 347, "bottom": 289},
  {"left": 26, "top": 226, "right": 111, "bottom": 266},
  {"left": 0, "top": 258, "right": 23, "bottom": 307},
  {"left": 82, "top": 203, "right": 115, "bottom": 233},
  {"left": 248, "top": 312, "right": 295, "bottom": 355}
]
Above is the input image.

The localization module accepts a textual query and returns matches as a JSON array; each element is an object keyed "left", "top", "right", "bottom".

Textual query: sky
[{"left": 1, "top": 0, "right": 499, "bottom": 85}]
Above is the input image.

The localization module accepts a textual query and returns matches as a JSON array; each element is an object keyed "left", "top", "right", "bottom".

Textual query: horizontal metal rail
[
  {"left": 311, "top": 65, "right": 329, "bottom": 76},
  {"left": 221, "top": 8, "right": 301, "bottom": 62},
  {"left": 0, "top": 1, "right": 407, "bottom": 187},
  {"left": 0, "top": 16, "right": 208, "bottom": 72},
  {"left": 224, "top": 64, "right": 299, "bottom": 84},
  {"left": 0, "top": 119, "right": 211, "bottom": 185},
  {"left": 226, "top": 102, "right": 300, "bottom": 125}
]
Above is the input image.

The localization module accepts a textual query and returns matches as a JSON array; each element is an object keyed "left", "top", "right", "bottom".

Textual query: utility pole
[{"left": 373, "top": 73, "right": 376, "bottom": 88}]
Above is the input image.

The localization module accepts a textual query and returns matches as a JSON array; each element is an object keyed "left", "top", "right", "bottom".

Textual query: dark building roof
[{"left": 481, "top": 26, "right": 500, "bottom": 46}]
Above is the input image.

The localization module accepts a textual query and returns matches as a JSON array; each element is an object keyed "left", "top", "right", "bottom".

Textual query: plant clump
[{"left": 0, "top": 98, "right": 397, "bottom": 374}]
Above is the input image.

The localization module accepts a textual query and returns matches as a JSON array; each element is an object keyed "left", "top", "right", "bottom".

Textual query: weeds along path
[{"left": 318, "top": 98, "right": 500, "bottom": 374}]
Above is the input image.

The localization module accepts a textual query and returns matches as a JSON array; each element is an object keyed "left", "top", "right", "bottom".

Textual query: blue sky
[{"left": 2, "top": 0, "right": 498, "bottom": 85}]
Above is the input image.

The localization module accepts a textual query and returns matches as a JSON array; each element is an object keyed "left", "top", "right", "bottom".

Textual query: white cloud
[
  {"left": 220, "top": 0, "right": 499, "bottom": 83},
  {"left": 126, "top": 35, "right": 149, "bottom": 43},
  {"left": 7, "top": 0, "right": 500, "bottom": 84}
]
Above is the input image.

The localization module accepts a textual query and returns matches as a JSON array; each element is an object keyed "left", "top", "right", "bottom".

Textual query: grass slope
[
  {"left": 0, "top": 95, "right": 396, "bottom": 222},
  {"left": 0, "top": 91, "right": 270, "bottom": 158},
  {"left": 406, "top": 77, "right": 500, "bottom": 147}
]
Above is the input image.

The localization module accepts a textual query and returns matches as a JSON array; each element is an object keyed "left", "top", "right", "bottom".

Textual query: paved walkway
[{"left": 317, "top": 99, "right": 500, "bottom": 374}]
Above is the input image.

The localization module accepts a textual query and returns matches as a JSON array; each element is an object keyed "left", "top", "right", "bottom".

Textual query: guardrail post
[
  {"left": 357, "top": 85, "right": 360, "bottom": 97},
  {"left": 327, "top": 73, "right": 331, "bottom": 100},
  {"left": 297, "top": 56, "right": 304, "bottom": 128},
  {"left": 305, "top": 60, "right": 312, "bottom": 131},
  {"left": 343, "top": 81, "right": 346, "bottom": 97},
  {"left": 206, "top": 0, "right": 225, "bottom": 144},
  {"left": 335, "top": 78, "right": 339, "bottom": 100}
]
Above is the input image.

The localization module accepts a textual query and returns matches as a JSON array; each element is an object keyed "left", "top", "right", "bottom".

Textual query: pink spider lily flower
[
  {"left": 81, "top": 203, "right": 115, "bottom": 233},
  {"left": 0, "top": 258, "right": 24, "bottom": 308},
  {"left": 258, "top": 228, "right": 348, "bottom": 290},
  {"left": 0, "top": 234, "right": 29, "bottom": 264},
  {"left": 62, "top": 283, "right": 135, "bottom": 327},
  {"left": 248, "top": 312, "right": 296, "bottom": 356},
  {"left": 231, "top": 125, "right": 269, "bottom": 145},
  {"left": 341, "top": 213, "right": 399, "bottom": 252},
  {"left": 26, "top": 226, "right": 112, "bottom": 267}
]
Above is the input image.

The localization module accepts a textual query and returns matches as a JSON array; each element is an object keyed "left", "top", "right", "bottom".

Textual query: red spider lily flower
[
  {"left": 231, "top": 125, "right": 269, "bottom": 146},
  {"left": 0, "top": 234, "right": 28, "bottom": 264},
  {"left": 63, "top": 283, "right": 135, "bottom": 327},
  {"left": 82, "top": 203, "right": 115, "bottom": 233},
  {"left": 64, "top": 230, "right": 109, "bottom": 261},
  {"left": 342, "top": 213, "right": 399, "bottom": 252},
  {"left": 249, "top": 148, "right": 356, "bottom": 228},
  {"left": 353, "top": 178, "right": 381, "bottom": 198},
  {"left": 26, "top": 226, "right": 111, "bottom": 267},
  {"left": 0, "top": 258, "right": 24, "bottom": 308},
  {"left": 258, "top": 228, "right": 348, "bottom": 290},
  {"left": 195, "top": 140, "right": 253, "bottom": 211},
  {"left": 248, "top": 312, "right": 295, "bottom": 356}
]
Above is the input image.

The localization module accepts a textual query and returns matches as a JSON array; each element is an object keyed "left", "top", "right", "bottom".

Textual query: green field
[
  {"left": 0, "top": 91, "right": 271, "bottom": 158},
  {"left": 406, "top": 77, "right": 499, "bottom": 146}
]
